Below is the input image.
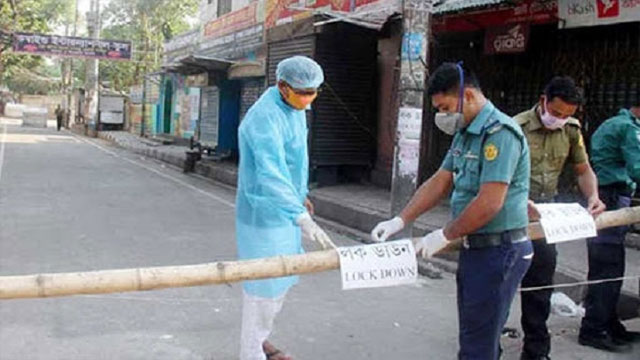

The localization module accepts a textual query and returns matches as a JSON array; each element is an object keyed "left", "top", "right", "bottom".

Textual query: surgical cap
[{"left": 276, "top": 56, "right": 324, "bottom": 90}]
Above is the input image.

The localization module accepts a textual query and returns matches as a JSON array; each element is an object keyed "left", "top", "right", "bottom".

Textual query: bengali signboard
[
  {"left": 13, "top": 32, "right": 132, "bottom": 60},
  {"left": 558, "top": 0, "right": 640, "bottom": 28},
  {"left": 484, "top": 23, "right": 530, "bottom": 54},
  {"left": 433, "top": 0, "right": 558, "bottom": 33},
  {"left": 338, "top": 240, "right": 418, "bottom": 290}
]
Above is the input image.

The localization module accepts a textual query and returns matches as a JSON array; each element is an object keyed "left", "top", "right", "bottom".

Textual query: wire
[
  {"left": 322, "top": 81, "right": 376, "bottom": 139},
  {"left": 519, "top": 274, "right": 640, "bottom": 293}
]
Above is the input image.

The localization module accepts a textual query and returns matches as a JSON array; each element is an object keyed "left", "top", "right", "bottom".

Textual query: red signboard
[
  {"left": 484, "top": 23, "right": 530, "bottom": 54},
  {"left": 433, "top": 0, "right": 558, "bottom": 33}
]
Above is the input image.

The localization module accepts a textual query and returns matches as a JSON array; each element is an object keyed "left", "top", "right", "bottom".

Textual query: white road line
[
  {"left": 69, "top": 132, "right": 236, "bottom": 209},
  {"left": 0, "top": 124, "right": 7, "bottom": 184}
]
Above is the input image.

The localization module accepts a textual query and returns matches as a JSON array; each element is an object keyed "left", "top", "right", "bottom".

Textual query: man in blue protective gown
[{"left": 236, "top": 56, "right": 334, "bottom": 360}]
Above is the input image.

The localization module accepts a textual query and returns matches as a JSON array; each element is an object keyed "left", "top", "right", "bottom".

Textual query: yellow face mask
[{"left": 281, "top": 86, "right": 318, "bottom": 110}]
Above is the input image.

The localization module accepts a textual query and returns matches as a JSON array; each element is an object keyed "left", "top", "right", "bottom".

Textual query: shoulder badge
[{"left": 484, "top": 143, "right": 499, "bottom": 161}]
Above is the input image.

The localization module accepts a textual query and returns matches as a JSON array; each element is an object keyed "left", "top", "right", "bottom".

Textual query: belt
[{"left": 463, "top": 228, "right": 528, "bottom": 249}]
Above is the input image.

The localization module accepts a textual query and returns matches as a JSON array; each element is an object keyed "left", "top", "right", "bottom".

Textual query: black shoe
[
  {"left": 579, "top": 333, "right": 632, "bottom": 353},
  {"left": 611, "top": 330, "right": 640, "bottom": 344}
]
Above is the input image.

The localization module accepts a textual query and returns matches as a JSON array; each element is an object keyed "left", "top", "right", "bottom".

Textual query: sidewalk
[{"left": 96, "top": 130, "right": 640, "bottom": 315}]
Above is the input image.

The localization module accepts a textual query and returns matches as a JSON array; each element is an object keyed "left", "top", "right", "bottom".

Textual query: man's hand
[
  {"left": 370, "top": 217, "right": 405, "bottom": 243},
  {"left": 296, "top": 213, "right": 335, "bottom": 249},
  {"left": 528, "top": 200, "right": 541, "bottom": 221},
  {"left": 415, "top": 229, "right": 449, "bottom": 258},
  {"left": 587, "top": 195, "right": 606, "bottom": 217},
  {"left": 304, "top": 198, "right": 315, "bottom": 215}
]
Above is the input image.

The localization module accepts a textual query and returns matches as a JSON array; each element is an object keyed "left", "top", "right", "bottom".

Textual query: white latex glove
[
  {"left": 370, "top": 216, "right": 405, "bottom": 243},
  {"left": 415, "top": 229, "right": 449, "bottom": 259},
  {"left": 296, "top": 213, "right": 335, "bottom": 249}
]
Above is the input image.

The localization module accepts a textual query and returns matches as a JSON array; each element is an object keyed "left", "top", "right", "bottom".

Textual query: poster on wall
[{"left": 558, "top": 0, "right": 640, "bottom": 28}]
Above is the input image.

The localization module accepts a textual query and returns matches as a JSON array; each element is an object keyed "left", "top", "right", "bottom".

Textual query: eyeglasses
[{"left": 287, "top": 84, "right": 322, "bottom": 96}]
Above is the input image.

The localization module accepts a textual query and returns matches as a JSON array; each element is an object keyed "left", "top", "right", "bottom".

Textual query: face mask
[
  {"left": 434, "top": 62, "right": 466, "bottom": 136},
  {"left": 540, "top": 100, "right": 569, "bottom": 130},
  {"left": 435, "top": 112, "right": 465, "bottom": 136},
  {"left": 283, "top": 88, "right": 317, "bottom": 110}
]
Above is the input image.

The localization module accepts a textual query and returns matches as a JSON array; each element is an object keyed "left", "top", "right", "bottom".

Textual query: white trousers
[{"left": 239, "top": 290, "right": 286, "bottom": 360}]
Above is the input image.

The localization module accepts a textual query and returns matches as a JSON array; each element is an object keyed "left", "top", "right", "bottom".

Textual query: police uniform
[
  {"left": 441, "top": 101, "right": 532, "bottom": 359},
  {"left": 580, "top": 109, "right": 640, "bottom": 341},
  {"left": 514, "top": 105, "right": 588, "bottom": 359}
]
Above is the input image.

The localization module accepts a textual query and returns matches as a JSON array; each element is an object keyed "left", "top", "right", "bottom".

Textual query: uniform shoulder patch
[
  {"left": 566, "top": 117, "right": 581, "bottom": 128},
  {"left": 487, "top": 124, "right": 503, "bottom": 134},
  {"left": 484, "top": 143, "right": 499, "bottom": 161}
]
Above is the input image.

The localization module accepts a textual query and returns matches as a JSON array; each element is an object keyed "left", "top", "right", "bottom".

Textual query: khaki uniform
[
  {"left": 515, "top": 105, "right": 588, "bottom": 202},
  {"left": 514, "top": 104, "right": 589, "bottom": 359}
]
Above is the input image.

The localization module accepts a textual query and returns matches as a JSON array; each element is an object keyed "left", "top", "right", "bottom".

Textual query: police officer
[
  {"left": 371, "top": 63, "right": 532, "bottom": 359},
  {"left": 515, "top": 76, "right": 605, "bottom": 360},
  {"left": 578, "top": 101, "right": 640, "bottom": 352}
]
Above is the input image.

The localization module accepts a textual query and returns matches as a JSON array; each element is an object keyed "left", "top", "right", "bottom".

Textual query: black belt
[{"left": 463, "top": 228, "right": 528, "bottom": 249}]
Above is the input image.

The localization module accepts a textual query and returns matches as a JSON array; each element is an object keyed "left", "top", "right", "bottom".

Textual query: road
[{"left": 0, "top": 119, "right": 637, "bottom": 359}]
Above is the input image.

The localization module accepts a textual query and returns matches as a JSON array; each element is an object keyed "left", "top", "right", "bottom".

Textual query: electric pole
[
  {"left": 84, "top": 0, "right": 100, "bottom": 135},
  {"left": 390, "top": 0, "right": 433, "bottom": 238}
]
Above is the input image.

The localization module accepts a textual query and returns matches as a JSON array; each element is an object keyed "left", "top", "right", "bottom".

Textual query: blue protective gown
[{"left": 236, "top": 86, "right": 309, "bottom": 298}]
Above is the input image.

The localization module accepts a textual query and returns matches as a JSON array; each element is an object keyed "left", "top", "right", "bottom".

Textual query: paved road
[{"left": 0, "top": 120, "right": 637, "bottom": 359}]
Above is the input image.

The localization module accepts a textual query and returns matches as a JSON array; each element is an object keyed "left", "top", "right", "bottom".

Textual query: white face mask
[
  {"left": 540, "top": 99, "right": 569, "bottom": 130},
  {"left": 435, "top": 112, "right": 465, "bottom": 136}
]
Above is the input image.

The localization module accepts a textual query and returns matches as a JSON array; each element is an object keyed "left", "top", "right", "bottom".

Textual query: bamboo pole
[{"left": 1, "top": 207, "right": 638, "bottom": 300}]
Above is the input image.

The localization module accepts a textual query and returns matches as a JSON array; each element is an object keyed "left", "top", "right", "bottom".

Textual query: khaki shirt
[{"left": 515, "top": 105, "right": 588, "bottom": 202}]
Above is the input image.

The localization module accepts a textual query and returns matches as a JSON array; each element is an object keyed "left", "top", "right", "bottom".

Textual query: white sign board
[
  {"left": 559, "top": 0, "right": 640, "bottom": 28},
  {"left": 338, "top": 240, "right": 418, "bottom": 290},
  {"left": 537, "top": 203, "right": 597, "bottom": 244}
]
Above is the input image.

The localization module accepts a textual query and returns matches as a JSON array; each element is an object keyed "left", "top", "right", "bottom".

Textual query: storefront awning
[
  {"left": 162, "top": 55, "right": 235, "bottom": 75},
  {"left": 434, "top": 0, "right": 508, "bottom": 15}
]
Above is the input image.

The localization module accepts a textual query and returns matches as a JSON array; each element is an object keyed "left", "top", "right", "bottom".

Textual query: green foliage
[
  {"left": 0, "top": 0, "right": 74, "bottom": 94},
  {"left": 100, "top": 0, "right": 199, "bottom": 93}
]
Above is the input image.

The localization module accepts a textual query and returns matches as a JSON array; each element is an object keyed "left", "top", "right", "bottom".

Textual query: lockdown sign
[
  {"left": 559, "top": 0, "right": 640, "bottom": 28},
  {"left": 484, "top": 23, "right": 530, "bottom": 55},
  {"left": 338, "top": 240, "right": 418, "bottom": 290}
]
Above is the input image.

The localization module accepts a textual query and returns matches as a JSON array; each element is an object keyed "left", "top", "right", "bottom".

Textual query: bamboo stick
[{"left": 0, "top": 207, "right": 638, "bottom": 300}]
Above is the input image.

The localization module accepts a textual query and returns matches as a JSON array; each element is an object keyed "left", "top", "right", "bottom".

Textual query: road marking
[
  {"left": 0, "top": 124, "right": 7, "bottom": 184},
  {"left": 69, "top": 131, "right": 235, "bottom": 208}
]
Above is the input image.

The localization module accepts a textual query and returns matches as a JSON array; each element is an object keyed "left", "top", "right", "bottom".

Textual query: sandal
[{"left": 263, "top": 341, "right": 292, "bottom": 360}]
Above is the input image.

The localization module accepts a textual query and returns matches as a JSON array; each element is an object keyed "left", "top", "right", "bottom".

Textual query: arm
[
  {"left": 621, "top": 126, "right": 640, "bottom": 183},
  {"left": 399, "top": 168, "right": 453, "bottom": 224},
  {"left": 443, "top": 182, "right": 508, "bottom": 239},
  {"left": 574, "top": 162, "right": 605, "bottom": 215},
  {"left": 567, "top": 126, "right": 605, "bottom": 215}
]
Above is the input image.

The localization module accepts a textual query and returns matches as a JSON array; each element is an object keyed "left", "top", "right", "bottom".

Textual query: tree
[
  {"left": 99, "top": 0, "right": 199, "bottom": 93},
  {"left": 0, "top": 0, "right": 74, "bottom": 95}
]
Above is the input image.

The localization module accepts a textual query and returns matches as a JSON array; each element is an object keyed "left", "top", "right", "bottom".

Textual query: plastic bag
[{"left": 550, "top": 292, "right": 585, "bottom": 317}]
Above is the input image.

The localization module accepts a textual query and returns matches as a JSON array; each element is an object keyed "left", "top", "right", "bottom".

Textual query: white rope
[{"left": 520, "top": 274, "right": 640, "bottom": 292}]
